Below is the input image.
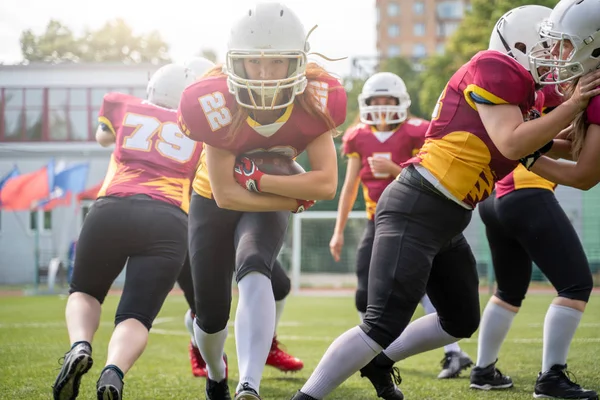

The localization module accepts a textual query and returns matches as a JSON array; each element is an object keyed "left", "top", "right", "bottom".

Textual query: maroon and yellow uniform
[
  {"left": 342, "top": 119, "right": 429, "bottom": 219},
  {"left": 177, "top": 76, "right": 347, "bottom": 198},
  {"left": 97, "top": 93, "right": 202, "bottom": 213},
  {"left": 495, "top": 87, "right": 562, "bottom": 198},
  {"left": 402, "top": 50, "right": 536, "bottom": 207}
]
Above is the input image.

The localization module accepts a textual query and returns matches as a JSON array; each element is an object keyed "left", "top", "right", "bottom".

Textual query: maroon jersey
[
  {"left": 496, "top": 87, "right": 561, "bottom": 198},
  {"left": 342, "top": 119, "right": 429, "bottom": 219},
  {"left": 402, "top": 50, "right": 536, "bottom": 207},
  {"left": 587, "top": 89, "right": 600, "bottom": 125},
  {"left": 178, "top": 75, "right": 347, "bottom": 198},
  {"left": 97, "top": 92, "right": 202, "bottom": 213}
]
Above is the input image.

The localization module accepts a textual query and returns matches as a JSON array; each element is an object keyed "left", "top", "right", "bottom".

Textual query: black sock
[
  {"left": 375, "top": 352, "right": 395, "bottom": 369},
  {"left": 102, "top": 364, "right": 124, "bottom": 381},
  {"left": 71, "top": 341, "right": 92, "bottom": 352}
]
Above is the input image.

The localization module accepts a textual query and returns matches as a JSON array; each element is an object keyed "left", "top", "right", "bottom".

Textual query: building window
[
  {"left": 376, "top": 6, "right": 381, "bottom": 25},
  {"left": 0, "top": 86, "right": 144, "bottom": 142},
  {"left": 413, "top": 43, "right": 427, "bottom": 58},
  {"left": 388, "top": 24, "right": 400, "bottom": 38},
  {"left": 414, "top": 1, "right": 425, "bottom": 15},
  {"left": 437, "top": 1, "right": 464, "bottom": 19},
  {"left": 82, "top": 205, "right": 91, "bottom": 222},
  {"left": 387, "top": 45, "right": 401, "bottom": 58},
  {"left": 437, "top": 21, "right": 460, "bottom": 37},
  {"left": 387, "top": 2, "right": 399, "bottom": 17},
  {"left": 414, "top": 23, "right": 425, "bottom": 37},
  {"left": 436, "top": 43, "right": 446, "bottom": 55},
  {"left": 30, "top": 210, "right": 52, "bottom": 231}
]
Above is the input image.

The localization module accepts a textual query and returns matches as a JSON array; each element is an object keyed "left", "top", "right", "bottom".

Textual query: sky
[{"left": 0, "top": 0, "right": 377, "bottom": 78}]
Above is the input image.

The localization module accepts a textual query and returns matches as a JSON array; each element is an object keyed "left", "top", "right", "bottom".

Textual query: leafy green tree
[
  {"left": 20, "top": 19, "right": 170, "bottom": 64},
  {"left": 418, "top": 0, "right": 559, "bottom": 116}
]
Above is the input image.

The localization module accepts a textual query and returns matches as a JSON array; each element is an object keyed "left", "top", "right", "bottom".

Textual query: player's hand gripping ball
[{"left": 233, "top": 152, "right": 315, "bottom": 212}]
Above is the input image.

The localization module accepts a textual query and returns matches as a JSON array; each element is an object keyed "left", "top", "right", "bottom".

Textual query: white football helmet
[
  {"left": 183, "top": 57, "right": 216, "bottom": 80},
  {"left": 225, "top": 2, "right": 309, "bottom": 110},
  {"left": 530, "top": 0, "right": 600, "bottom": 85},
  {"left": 358, "top": 72, "right": 411, "bottom": 125},
  {"left": 147, "top": 64, "right": 195, "bottom": 109},
  {"left": 488, "top": 5, "right": 552, "bottom": 72}
]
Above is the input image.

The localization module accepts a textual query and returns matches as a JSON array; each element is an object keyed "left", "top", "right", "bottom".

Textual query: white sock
[
  {"left": 444, "top": 342, "right": 461, "bottom": 353},
  {"left": 421, "top": 294, "right": 437, "bottom": 315},
  {"left": 358, "top": 311, "right": 366, "bottom": 322},
  {"left": 274, "top": 299, "right": 286, "bottom": 335},
  {"left": 420, "top": 296, "right": 462, "bottom": 353},
  {"left": 184, "top": 309, "right": 196, "bottom": 347},
  {"left": 476, "top": 300, "right": 517, "bottom": 368},
  {"left": 542, "top": 304, "right": 583, "bottom": 373},
  {"left": 301, "top": 326, "right": 382, "bottom": 399},
  {"left": 235, "top": 272, "right": 276, "bottom": 393},
  {"left": 382, "top": 314, "right": 459, "bottom": 362},
  {"left": 193, "top": 323, "right": 228, "bottom": 381}
]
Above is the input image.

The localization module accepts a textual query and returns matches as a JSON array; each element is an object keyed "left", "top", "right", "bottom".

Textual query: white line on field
[
  {"left": 0, "top": 317, "right": 175, "bottom": 329},
  {"left": 148, "top": 329, "right": 600, "bottom": 344}
]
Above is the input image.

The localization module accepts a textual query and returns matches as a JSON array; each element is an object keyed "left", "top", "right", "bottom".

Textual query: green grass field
[{"left": 1, "top": 292, "right": 599, "bottom": 399}]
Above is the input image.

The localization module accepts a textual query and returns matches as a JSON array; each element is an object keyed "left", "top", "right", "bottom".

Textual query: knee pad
[
  {"left": 236, "top": 253, "right": 272, "bottom": 282},
  {"left": 272, "top": 274, "right": 291, "bottom": 301},
  {"left": 194, "top": 310, "right": 229, "bottom": 334},
  {"left": 115, "top": 313, "right": 153, "bottom": 331},
  {"left": 439, "top": 308, "right": 481, "bottom": 339},
  {"left": 495, "top": 289, "right": 526, "bottom": 308},
  {"left": 355, "top": 289, "right": 368, "bottom": 314},
  {"left": 557, "top": 274, "right": 594, "bottom": 303}
]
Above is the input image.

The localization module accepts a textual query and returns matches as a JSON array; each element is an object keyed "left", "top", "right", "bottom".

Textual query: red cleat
[
  {"left": 189, "top": 340, "right": 207, "bottom": 378},
  {"left": 266, "top": 335, "right": 304, "bottom": 372}
]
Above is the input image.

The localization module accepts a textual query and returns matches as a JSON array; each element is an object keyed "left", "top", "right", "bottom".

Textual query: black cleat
[
  {"left": 206, "top": 378, "right": 232, "bottom": 400},
  {"left": 52, "top": 342, "right": 93, "bottom": 400},
  {"left": 234, "top": 382, "right": 261, "bottom": 400},
  {"left": 438, "top": 351, "right": 473, "bottom": 379},
  {"left": 360, "top": 358, "right": 404, "bottom": 400},
  {"left": 469, "top": 360, "right": 513, "bottom": 390},
  {"left": 96, "top": 368, "right": 124, "bottom": 400},
  {"left": 534, "top": 364, "right": 598, "bottom": 399},
  {"left": 289, "top": 391, "right": 318, "bottom": 400}
]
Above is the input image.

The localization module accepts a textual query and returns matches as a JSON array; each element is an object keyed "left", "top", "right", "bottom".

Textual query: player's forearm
[
  {"left": 213, "top": 186, "right": 297, "bottom": 212},
  {"left": 260, "top": 171, "right": 338, "bottom": 201},
  {"left": 545, "top": 139, "right": 573, "bottom": 161},
  {"left": 509, "top": 100, "right": 581, "bottom": 159},
  {"left": 333, "top": 182, "right": 360, "bottom": 235},
  {"left": 530, "top": 157, "right": 597, "bottom": 190}
]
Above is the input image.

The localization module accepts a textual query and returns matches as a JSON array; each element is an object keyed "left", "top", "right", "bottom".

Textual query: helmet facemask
[
  {"left": 530, "top": 22, "right": 600, "bottom": 86},
  {"left": 226, "top": 49, "right": 308, "bottom": 111},
  {"left": 358, "top": 94, "right": 410, "bottom": 126}
]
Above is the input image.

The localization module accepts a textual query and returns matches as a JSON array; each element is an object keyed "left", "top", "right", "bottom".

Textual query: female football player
[
  {"left": 178, "top": 57, "right": 304, "bottom": 379},
  {"left": 469, "top": 3, "right": 599, "bottom": 398},
  {"left": 178, "top": 3, "right": 346, "bottom": 400},
  {"left": 331, "top": 72, "right": 472, "bottom": 381},
  {"left": 291, "top": 4, "right": 600, "bottom": 399},
  {"left": 52, "top": 64, "right": 197, "bottom": 400}
]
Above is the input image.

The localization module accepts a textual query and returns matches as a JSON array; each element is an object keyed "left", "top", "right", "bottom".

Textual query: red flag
[
  {"left": 0, "top": 162, "right": 54, "bottom": 211},
  {"left": 77, "top": 182, "right": 102, "bottom": 202}
]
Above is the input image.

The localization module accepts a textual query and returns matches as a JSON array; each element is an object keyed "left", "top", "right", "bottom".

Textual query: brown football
[{"left": 243, "top": 152, "right": 305, "bottom": 176}]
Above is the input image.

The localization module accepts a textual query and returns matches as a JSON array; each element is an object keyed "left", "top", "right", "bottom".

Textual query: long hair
[
  {"left": 203, "top": 63, "right": 341, "bottom": 145},
  {"left": 565, "top": 77, "right": 589, "bottom": 159}
]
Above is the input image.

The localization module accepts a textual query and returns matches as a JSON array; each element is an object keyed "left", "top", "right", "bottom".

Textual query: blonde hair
[
  {"left": 565, "top": 77, "right": 589, "bottom": 159},
  {"left": 203, "top": 63, "right": 341, "bottom": 145}
]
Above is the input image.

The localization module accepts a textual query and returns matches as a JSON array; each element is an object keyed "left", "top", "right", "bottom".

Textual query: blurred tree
[
  {"left": 197, "top": 49, "right": 218, "bottom": 63},
  {"left": 418, "top": 0, "right": 559, "bottom": 116},
  {"left": 20, "top": 19, "right": 170, "bottom": 64},
  {"left": 21, "top": 20, "right": 80, "bottom": 63},
  {"left": 380, "top": 56, "right": 426, "bottom": 119}
]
